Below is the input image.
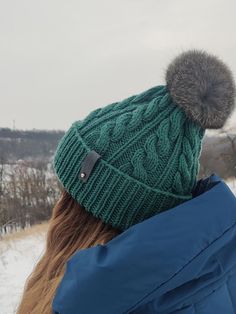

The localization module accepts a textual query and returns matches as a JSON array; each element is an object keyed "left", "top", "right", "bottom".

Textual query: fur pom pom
[{"left": 166, "top": 49, "right": 236, "bottom": 129}]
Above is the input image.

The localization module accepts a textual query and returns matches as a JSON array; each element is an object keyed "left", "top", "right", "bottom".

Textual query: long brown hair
[{"left": 17, "top": 189, "right": 121, "bottom": 314}]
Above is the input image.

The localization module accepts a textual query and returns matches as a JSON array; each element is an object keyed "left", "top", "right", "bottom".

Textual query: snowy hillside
[
  {"left": 0, "top": 224, "right": 47, "bottom": 314},
  {"left": 226, "top": 179, "right": 236, "bottom": 194}
]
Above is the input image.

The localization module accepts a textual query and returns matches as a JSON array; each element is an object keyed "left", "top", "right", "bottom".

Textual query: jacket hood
[{"left": 52, "top": 174, "right": 236, "bottom": 314}]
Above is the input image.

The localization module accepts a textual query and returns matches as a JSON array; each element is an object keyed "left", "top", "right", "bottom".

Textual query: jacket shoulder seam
[{"left": 125, "top": 220, "right": 236, "bottom": 313}]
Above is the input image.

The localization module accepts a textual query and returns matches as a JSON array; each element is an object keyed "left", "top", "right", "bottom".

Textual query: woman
[{"left": 17, "top": 50, "right": 236, "bottom": 314}]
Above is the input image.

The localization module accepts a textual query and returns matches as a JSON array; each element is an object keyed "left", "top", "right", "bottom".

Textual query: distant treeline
[
  {"left": 0, "top": 127, "right": 65, "bottom": 162},
  {"left": 199, "top": 131, "right": 236, "bottom": 180}
]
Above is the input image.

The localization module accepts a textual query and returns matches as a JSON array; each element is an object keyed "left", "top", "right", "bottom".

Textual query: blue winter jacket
[{"left": 52, "top": 174, "right": 236, "bottom": 314}]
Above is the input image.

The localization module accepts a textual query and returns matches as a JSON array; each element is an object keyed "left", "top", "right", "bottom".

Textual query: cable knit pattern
[{"left": 53, "top": 85, "right": 205, "bottom": 231}]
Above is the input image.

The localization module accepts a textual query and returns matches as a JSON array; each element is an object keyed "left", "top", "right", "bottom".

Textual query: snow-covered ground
[
  {"left": 226, "top": 179, "right": 236, "bottom": 194},
  {"left": 0, "top": 227, "right": 46, "bottom": 314}
]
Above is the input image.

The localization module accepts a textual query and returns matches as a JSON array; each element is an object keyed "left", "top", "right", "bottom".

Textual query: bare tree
[{"left": 0, "top": 160, "right": 61, "bottom": 235}]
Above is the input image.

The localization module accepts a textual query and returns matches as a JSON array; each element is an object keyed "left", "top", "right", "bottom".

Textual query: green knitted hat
[{"left": 53, "top": 50, "right": 235, "bottom": 231}]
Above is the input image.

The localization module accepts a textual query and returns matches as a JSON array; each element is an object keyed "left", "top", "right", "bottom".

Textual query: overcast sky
[{"left": 1, "top": 0, "right": 236, "bottom": 131}]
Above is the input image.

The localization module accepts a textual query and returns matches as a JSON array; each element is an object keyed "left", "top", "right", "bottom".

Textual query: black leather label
[{"left": 79, "top": 150, "right": 102, "bottom": 183}]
